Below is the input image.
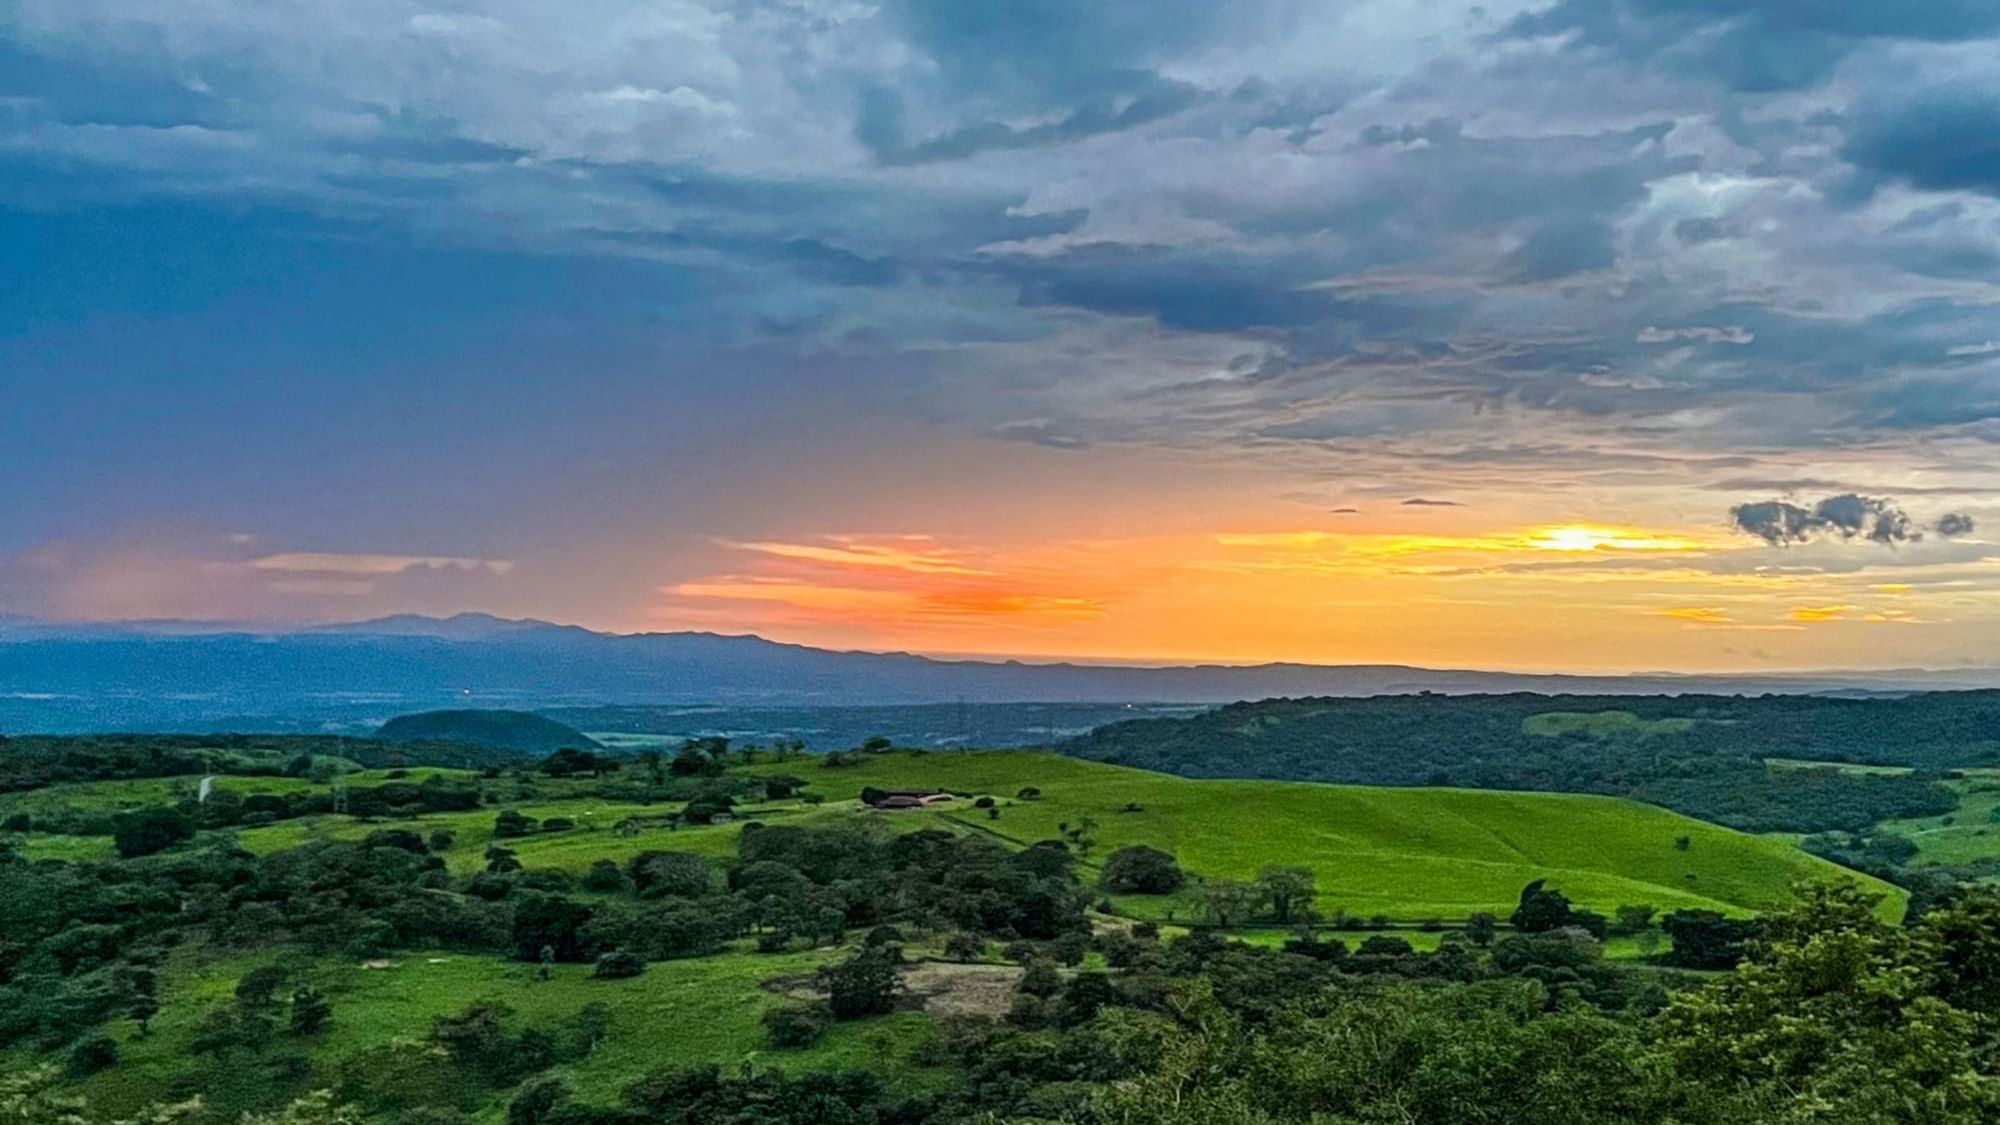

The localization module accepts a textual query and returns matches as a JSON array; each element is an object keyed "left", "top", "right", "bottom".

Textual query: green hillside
[{"left": 747, "top": 751, "right": 1900, "bottom": 921}]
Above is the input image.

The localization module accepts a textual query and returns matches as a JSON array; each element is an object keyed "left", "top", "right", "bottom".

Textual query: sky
[{"left": 4, "top": 1, "right": 2000, "bottom": 672}]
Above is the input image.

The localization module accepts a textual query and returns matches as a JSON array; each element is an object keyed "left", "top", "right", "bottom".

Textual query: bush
[
  {"left": 68, "top": 1033, "right": 118, "bottom": 1075},
  {"left": 541, "top": 818, "right": 575, "bottom": 833},
  {"left": 581, "top": 860, "right": 627, "bottom": 893},
  {"left": 762, "top": 1004, "right": 829, "bottom": 1048},
  {"left": 1016, "top": 787, "right": 1042, "bottom": 800},
  {"left": 112, "top": 806, "right": 194, "bottom": 858},
  {"left": 493, "top": 810, "right": 539, "bottom": 838},
  {"left": 289, "top": 986, "right": 332, "bottom": 1035},
  {"left": 944, "top": 932, "right": 988, "bottom": 961},
  {"left": 593, "top": 949, "right": 647, "bottom": 979},
  {"left": 1356, "top": 935, "right": 1415, "bottom": 958},
  {"left": 864, "top": 925, "right": 907, "bottom": 947},
  {"left": 1018, "top": 958, "right": 1063, "bottom": 998}
]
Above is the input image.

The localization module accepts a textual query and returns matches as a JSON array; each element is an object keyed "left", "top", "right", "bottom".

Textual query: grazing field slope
[{"left": 747, "top": 751, "right": 1898, "bottom": 921}]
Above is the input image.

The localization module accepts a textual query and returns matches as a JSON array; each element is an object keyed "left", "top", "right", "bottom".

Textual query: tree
[
  {"left": 1660, "top": 909, "right": 1757, "bottom": 969},
  {"left": 1255, "top": 866, "right": 1317, "bottom": 924},
  {"left": 235, "top": 966, "right": 290, "bottom": 1010},
  {"left": 1466, "top": 912, "right": 1498, "bottom": 947},
  {"left": 288, "top": 986, "right": 332, "bottom": 1035},
  {"left": 1100, "top": 845, "right": 1186, "bottom": 894},
  {"left": 820, "top": 946, "right": 901, "bottom": 1019},
  {"left": 512, "top": 893, "right": 594, "bottom": 963},
  {"left": 1658, "top": 883, "right": 2000, "bottom": 1123},
  {"left": 538, "top": 747, "right": 600, "bottom": 778},
  {"left": 1197, "top": 879, "right": 1258, "bottom": 929},
  {"left": 129, "top": 994, "right": 161, "bottom": 1037},
  {"left": 627, "top": 851, "right": 712, "bottom": 898},
  {"left": 112, "top": 806, "right": 194, "bottom": 858},
  {"left": 1510, "top": 880, "right": 1577, "bottom": 934}
]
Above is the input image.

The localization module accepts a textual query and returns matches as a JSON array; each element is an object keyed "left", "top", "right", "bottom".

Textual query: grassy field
[
  {"left": 745, "top": 751, "right": 1900, "bottom": 921},
  {"left": 75, "top": 941, "right": 950, "bottom": 1121},
  {"left": 1879, "top": 769, "right": 2000, "bottom": 867}
]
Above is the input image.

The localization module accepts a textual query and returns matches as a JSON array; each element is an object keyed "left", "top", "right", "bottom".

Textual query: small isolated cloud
[
  {"left": 1937, "top": 513, "right": 1978, "bottom": 537},
  {"left": 1402, "top": 498, "right": 1462, "bottom": 508},
  {"left": 1727, "top": 494, "right": 1966, "bottom": 547},
  {"left": 1636, "top": 325, "right": 1755, "bottom": 345},
  {"left": 1788, "top": 605, "right": 1853, "bottom": 623},
  {"left": 249, "top": 552, "right": 514, "bottom": 575},
  {"left": 1653, "top": 607, "right": 1732, "bottom": 625},
  {"left": 1331, "top": 507, "right": 1361, "bottom": 515}
]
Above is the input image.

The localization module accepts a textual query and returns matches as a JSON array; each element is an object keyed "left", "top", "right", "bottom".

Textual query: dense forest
[{"left": 1062, "top": 692, "right": 1990, "bottom": 833}]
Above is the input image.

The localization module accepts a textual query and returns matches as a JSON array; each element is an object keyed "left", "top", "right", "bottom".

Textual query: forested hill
[
  {"left": 1061, "top": 692, "right": 2000, "bottom": 833},
  {"left": 375, "top": 709, "right": 600, "bottom": 755}
]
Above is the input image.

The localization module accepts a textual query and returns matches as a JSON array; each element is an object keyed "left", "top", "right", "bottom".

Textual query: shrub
[
  {"left": 541, "top": 818, "right": 575, "bottom": 833},
  {"left": 493, "top": 810, "right": 539, "bottom": 838},
  {"left": 1016, "top": 787, "right": 1042, "bottom": 800},
  {"left": 943, "top": 932, "right": 988, "bottom": 961},
  {"left": 762, "top": 1005, "right": 829, "bottom": 1048},
  {"left": 593, "top": 949, "right": 647, "bottom": 980},
  {"left": 68, "top": 1033, "right": 118, "bottom": 1075},
  {"left": 1018, "top": 959, "right": 1063, "bottom": 998},
  {"left": 1356, "top": 935, "right": 1415, "bottom": 958},
  {"left": 112, "top": 806, "right": 194, "bottom": 858},
  {"left": 581, "top": 860, "right": 627, "bottom": 893},
  {"left": 864, "top": 925, "right": 907, "bottom": 947},
  {"left": 289, "top": 986, "right": 332, "bottom": 1035}
]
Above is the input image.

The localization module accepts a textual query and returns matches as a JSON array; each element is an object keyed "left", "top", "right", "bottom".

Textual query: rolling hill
[
  {"left": 741, "top": 751, "right": 1900, "bottom": 922},
  {"left": 375, "top": 709, "right": 600, "bottom": 755}
]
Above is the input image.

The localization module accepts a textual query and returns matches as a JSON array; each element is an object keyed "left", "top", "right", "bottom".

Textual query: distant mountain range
[{"left": 1, "top": 612, "right": 1996, "bottom": 733}]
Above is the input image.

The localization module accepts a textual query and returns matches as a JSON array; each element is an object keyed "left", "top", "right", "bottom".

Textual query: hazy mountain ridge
[{"left": 1, "top": 614, "right": 1996, "bottom": 733}]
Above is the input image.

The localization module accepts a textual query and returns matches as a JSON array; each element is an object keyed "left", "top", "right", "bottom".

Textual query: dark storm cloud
[
  {"left": 1730, "top": 494, "right": 1978, "bottom": 546},
  {"left": 1844, "top": 88, "right": 2000, "bottom": 197}
]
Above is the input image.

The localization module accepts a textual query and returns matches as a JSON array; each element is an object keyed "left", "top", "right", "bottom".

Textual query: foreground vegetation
[{"left": 2, "top": 729, "right": 1995, "bottom": 1125}]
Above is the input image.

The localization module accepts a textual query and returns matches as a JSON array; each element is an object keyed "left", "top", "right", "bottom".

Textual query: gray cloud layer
[{"left": 6, "top": 1, "right": 2000, "bottom": 501}]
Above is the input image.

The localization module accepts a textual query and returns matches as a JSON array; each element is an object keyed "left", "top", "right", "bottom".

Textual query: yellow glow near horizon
[{"left": 1519, "top": 525, "right": 1708, "bottom": 553}]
